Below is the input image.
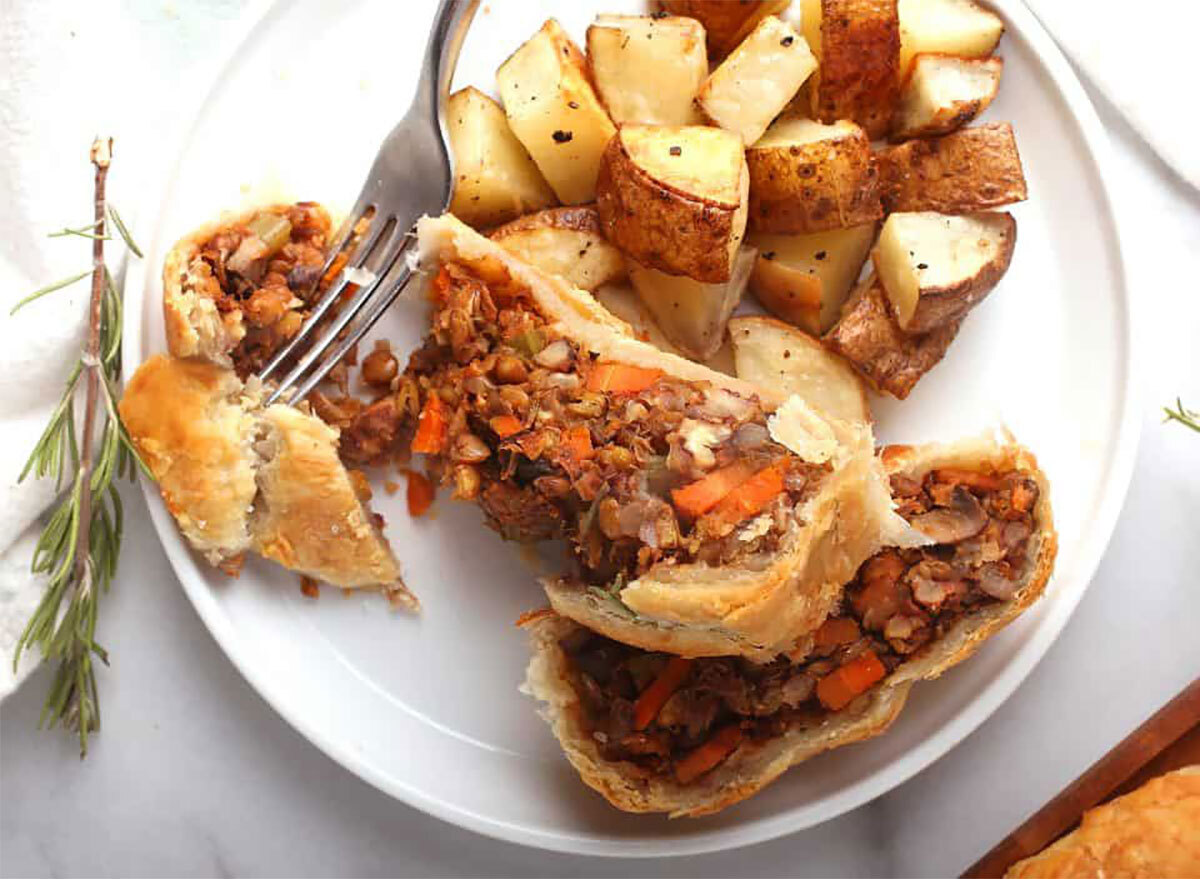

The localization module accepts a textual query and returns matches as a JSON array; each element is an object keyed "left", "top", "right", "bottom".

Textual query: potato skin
[
  {"left": 660, "top": 0, "right": 790, "bottom": 58},
  {"left": 874, "top": 211, "right": 1016, "bottom": 333},
  {"left": 596, "top": 134, "right": 746, "bottom": 283},
  {"left": 813, "top": 0, "right": 901, "bottom": 140},
  {"left": 747, "top": 124, "right": 882, "bottom": 234},
  {"left": 877, "top": 123, "right": 1028, "bottom": 213},
  {"left": 490, "top": 204, "right": 604, "bottom": 238},
  {"left": 823, "top": 275, "right": 960, "bottom": 398}
]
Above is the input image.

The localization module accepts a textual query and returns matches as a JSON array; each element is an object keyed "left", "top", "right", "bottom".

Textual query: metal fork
[{"left": 260, "top": 0, "right": 478, "bottom": 405}]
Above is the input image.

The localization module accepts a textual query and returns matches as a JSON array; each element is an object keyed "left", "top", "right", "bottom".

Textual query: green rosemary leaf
[
  {"left": 49, "top": 227, "right": 111, "bottom": 242},
  {"left": 16, "top": 138, "right": 142, "bottom": 756},
  {"left": 106, "top": 205, "right": 142, "bottom": 258},
  {"left": 102, "top": 268, "right": 123, "bottom": 367},
  {"left": 10, "top": 270, "right": 91, "bottom": 315},
  {"left": 49, "top": 220, "right": 103, "bottom": 236}
]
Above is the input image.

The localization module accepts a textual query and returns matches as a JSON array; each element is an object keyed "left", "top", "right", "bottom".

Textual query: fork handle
[{"left": 411, "top": 0, "right": 479, "bottom": 135}]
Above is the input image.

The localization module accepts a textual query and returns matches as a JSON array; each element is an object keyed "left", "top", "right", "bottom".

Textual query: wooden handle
[{"left": 962, "top": 676, "right": 1200, "bottom": 879}]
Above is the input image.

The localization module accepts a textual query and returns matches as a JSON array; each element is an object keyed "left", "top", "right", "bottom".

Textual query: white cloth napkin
[
  {"left": 1023, "top": 0, "right": 1200, "bottom": 189},
  {"left": 0, "top": 0, "right": 1194, "bottom": 699},
  {"left": 0, "top": 0, "right": 246, "bottom": 698}
]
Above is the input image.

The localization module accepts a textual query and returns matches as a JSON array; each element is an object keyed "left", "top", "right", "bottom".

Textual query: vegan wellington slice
[{"left": 370, "top": 214, "right": 914, "bottom": 661}]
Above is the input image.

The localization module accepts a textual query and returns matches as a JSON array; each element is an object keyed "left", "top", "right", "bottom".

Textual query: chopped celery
[{"left": 511, "top": 328, "right": 545, "bottom": 357}]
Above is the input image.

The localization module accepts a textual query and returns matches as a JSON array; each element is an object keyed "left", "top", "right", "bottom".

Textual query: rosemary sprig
[
  {"left": 1164, "top": 398, "right": 1200, "bottom": 434},
  {"left": 11, "top": 137, "right": 144, "bottom": 757}
]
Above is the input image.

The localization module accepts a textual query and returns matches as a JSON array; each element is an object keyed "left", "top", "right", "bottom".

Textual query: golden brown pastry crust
[
  {"left": 417, "top": 213, "right": 915, "bottom": 659},
  {"left": 1005, "top": 766, "right": 1200, "bottom": 879},
  {"left": 255, "top": 405, "right": 409, "bottom": 600},
  {"left": 522, "top": 433, "right": 1057, "bottom": 816},
  {"left": 521, "top": 610, "right": 912, "bottom": 817},
  {"left": 118, "top": 355, "right": 259, "bottom": 564},
  {"left": 881, "top": 434, "right": 1057, "bottom": 683},
  {"left": 120, "top": 355, "right": 411, "bottom": 602}
]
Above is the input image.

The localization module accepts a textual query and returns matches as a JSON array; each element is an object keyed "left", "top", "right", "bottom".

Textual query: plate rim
[{"left": 122, "top": 0, "right": 1141, "bottom": 857}]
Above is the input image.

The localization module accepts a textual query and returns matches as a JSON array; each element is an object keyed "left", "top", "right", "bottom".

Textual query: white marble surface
[{"left": 3, "top": 5, "right": 1200, "bottom": 878}]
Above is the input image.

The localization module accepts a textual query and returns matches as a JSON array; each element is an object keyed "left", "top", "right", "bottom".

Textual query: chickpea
[
  {"left": 493, "top": 354, "right": 528, "bottom": 384},
  {"left": 244, "top": 285, "right": 293, "bottom": 327},
  {"left": 361, "top": 348, "right": 398, "bottom": 386}
]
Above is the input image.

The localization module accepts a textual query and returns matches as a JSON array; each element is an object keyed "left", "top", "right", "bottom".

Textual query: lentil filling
[
  {"left": 557, "top": 464, "right": 1040, "bottom": 783},
  {"left": 188, "top": 202, "right": 334, "bottom": 377},
  {"left": 386, "top": 260, "right": 831, "bottom": 586}
]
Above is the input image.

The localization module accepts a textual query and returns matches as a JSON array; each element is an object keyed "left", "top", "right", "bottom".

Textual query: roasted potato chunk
[
  {"left": 749, "top": 223, "right": 877, "bottom": 335},
  {"left": 747, "top": 118, "right": 881, "bottom": 234},
  {"left": 626, "top": 249, "right": 756, "bottom": 360},
  {"left": 729, "top": 316, "right": 869, "bottom": 423},
  {"left": 594, "top": 284, "right": 737, "bottom": 374},
  {"left": 696, "top": 16, "right": 817, "bottom": 145},
  {"left": 891, "top": 55, "right": 1002, "bottom": 140},
  {"left": 660, "top": 0, "right": 790, "bottom": 58},
  {"left": 596, "top": 124, "right": 749, "bottom": 283},
  {"left": 898, "top": 0, "right": 1004, "bottom": 78},
  {"left": 587, "top": 15, "right": 707, "bottom": 126},
  {"left": 877, "top": 123, "right": 1027, "bottom": 213},
  {"left": 497, "top": 19, "right": 617, "bottom": 205},
  {"left": 824, "top": 274, "right": 960, "bottom": 399},
  {"left": 872, "top": 210, "right": 1015, "bottom": 332},
  {"left": 803, "top": 0, "right": 901, "bottom": 140},
  {"left": 446, "top": 87, "right": 556, "bottom": 228},
  {"left": 489, "top": 206, "right": 627, "bottom": 292}
]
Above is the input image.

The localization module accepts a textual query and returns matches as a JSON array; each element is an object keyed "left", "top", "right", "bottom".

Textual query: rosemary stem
[{"left": 72, "top": 138, "right": 111, "bottom": 602}]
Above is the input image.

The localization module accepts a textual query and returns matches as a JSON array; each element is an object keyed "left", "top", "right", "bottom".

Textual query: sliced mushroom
[
  {"left": 912, "top": 579, "right": 961, "bottom": 610},
  {"left": 780, "top": 672, "right": 816, "bottom": 707},
  {"left": 852, "top": 551, "right": 909, "bottom": 631},
  {"left": 978, "top": 563, "right": 1018, "bottom": 600},
  {"left": 909, "top": 485, "right": 988, "bottom": 544}
]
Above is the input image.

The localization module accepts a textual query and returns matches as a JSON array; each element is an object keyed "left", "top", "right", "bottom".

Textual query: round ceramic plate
[{"left": 124, "top": 0, "right": 1138, "bottom": 857}]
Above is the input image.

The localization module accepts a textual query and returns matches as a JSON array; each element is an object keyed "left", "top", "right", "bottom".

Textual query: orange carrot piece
[
  {"left": 709, "top": 460, "right": 788, "bottom": 528},
  {"left": 671, "top": 463, "right": 755, "bottom": 519},
  {"left": 430, "top": 263, "right": 453, "bottom": 302},
  {"left": 563, "top": 425, "right": 594, "bottom": 461},
  {"left": 1010, "top": 480, "right": 1036, "bottom": 512},
  {"left": 405, "top": 470, "right": 435, "bottom": 517},
  {"left": 675, "top": 724, "right": 743, "bottom": 784},
  {"left": 814, "top": 616, "right": 861, "bottom": 650},
  {"left": 633, "top": 656, "right": 693, "bottom": 730},
  {"left": 489, "top": 414, "right": 523, "bottom": 438},
  {"left": 586, "top": 362, "right": 662, "bottom": 394},
  {"left": 816, "top": 650, "right": 887, "bottom": 711},
  {"left": 411, "top": 394, "right": 447, "bottom": 454}
]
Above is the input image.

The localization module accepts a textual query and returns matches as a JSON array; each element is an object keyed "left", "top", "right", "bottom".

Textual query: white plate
[{"left": 124, "top": 0, "right": 1138, "bottom": 857}]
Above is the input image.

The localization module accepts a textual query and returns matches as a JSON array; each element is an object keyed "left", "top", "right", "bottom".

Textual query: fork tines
[{"left": 259, "top": 210, "right": 418, "bottom": 407}]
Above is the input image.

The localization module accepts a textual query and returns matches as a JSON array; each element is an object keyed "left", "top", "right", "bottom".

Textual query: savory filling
[
  {"left": 385, "top": 260, "right": 830, "bottom": 586},
  {"left": 190, "top": 203, "right": 334, "bottom": 376},
  {"left": 558, "top": 464, "right": 1040, "bottom": 783}
]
